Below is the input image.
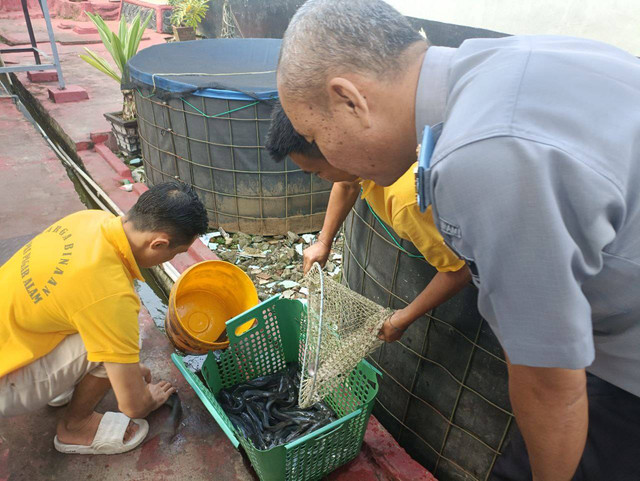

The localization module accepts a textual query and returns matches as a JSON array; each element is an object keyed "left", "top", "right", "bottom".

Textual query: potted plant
[
  {"left": 79, "top": 12, "right": 151, "bottom": 157},
  {"left": 169, "top": 0, "right": 209, "bottom": 41}
]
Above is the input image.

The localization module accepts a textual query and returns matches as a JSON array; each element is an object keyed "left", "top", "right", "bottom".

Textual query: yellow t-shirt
[
  {"left": 360, "top": 162, "right": 465, "bottom": 272},
  {"left": 0, "top": 210, "right": 144, "bottom": 377}
]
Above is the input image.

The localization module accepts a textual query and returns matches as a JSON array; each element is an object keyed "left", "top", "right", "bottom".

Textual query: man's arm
[
  {"left": 428, "top": 137, "right": 623, "bottom": 477},
  {"left": 105, "top": 362, "right": 176, "bottom": 418},
  {"left": 379, "top": 266, "right": 470, "bottom": 341},
  {"left": 303, "top": 180, "right": 360, "bottom": 274},
  {"left": 508, "top": 361, "right": 588, "bottom": 481}
]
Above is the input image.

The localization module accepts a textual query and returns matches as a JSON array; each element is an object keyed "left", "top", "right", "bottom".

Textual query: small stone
[
  {"left": 301, "top": 234, "right": 315, "bottom": 244},
  {"left": 287, "top": 231, "right": 300, "bottom": 243},
  {"left": 280, "top": 280, "right": 299, "bottom": 289},
  {"left": 282, "top": 289, "right": 295, "bottom": 299},
  {"left": 182, "top": 355, "right": 207, "bottom": 373},
  {"left": 200, "top": 232, "right": 216, "bottom": 244},
  {"left": 218, "top": 250, "right": 236, "bottom": 263},
  {"left": 299, "top": 287, "right": 309, "bottom": 296},
  {"left": 131, "top": 167, "right": 145, "bottom": 183},
  {"left": 219, "top": 228, "right": 232, "bottom": 245},
  {"left": 295, "top": 244, "right": 304, "bottom": 257},
  {"left": 326, "top": 261, "right": 335, "bottom": 272},
  {"left": 238, "top": 233, "right": 252, "bottom": 250}
]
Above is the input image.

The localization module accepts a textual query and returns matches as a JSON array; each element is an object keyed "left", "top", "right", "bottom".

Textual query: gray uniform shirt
[{"left": 416, "top": 36, "right": 640, "bottom": 396}]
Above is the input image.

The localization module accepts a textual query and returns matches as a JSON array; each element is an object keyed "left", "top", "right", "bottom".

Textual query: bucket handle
[{"left": 225, "top": 294, "right": 281, "bottom": 344}]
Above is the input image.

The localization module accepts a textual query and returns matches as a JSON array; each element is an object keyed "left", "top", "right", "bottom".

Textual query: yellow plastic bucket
[{"left": 165, "top": 260, "right": 259, "bottom": 354}]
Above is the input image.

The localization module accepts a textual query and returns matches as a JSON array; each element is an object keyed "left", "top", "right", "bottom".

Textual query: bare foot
[{"left": 56, "top": 412, "right": 139, "bottom": 446}]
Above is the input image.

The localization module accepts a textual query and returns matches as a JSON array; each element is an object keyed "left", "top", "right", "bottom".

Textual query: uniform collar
[
  {"left": 415, "top": 46, "right": 456, "bottom": 142},
  {"left": 102, "top": 216, "right": 144, "bottom": 282}
]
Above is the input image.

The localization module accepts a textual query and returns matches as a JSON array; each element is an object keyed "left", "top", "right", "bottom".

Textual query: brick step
[
  {"left": 53, "top": 0, "right": 120, "bottom": 21},
  {"left": 90, "top": 1, "right": 120, "bottom": 19}
]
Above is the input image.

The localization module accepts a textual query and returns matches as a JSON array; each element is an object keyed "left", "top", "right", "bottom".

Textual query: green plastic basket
[{"left": 172, "top": 295, "right": 381, "bottom": 481}]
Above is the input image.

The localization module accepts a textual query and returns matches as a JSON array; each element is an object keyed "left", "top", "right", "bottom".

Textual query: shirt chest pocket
[{"left": 439, "top": 218, "right": 481, "bottom": 287}]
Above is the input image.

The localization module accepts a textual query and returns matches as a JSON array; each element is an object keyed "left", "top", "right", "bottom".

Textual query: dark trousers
[{"left": 490, "top": 373, "right": 640, "bottom": 481}]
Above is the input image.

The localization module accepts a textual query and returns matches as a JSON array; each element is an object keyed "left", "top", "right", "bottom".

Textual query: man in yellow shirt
[
  {"left": 0, "top": 181, "right": 208, "bottom": 455},
  {"left": 266, "top": 104, "right": 470, "bottom": 341}
]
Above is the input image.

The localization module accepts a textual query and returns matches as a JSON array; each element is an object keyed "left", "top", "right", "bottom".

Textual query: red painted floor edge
[
  {"left": 94, "top": 143, "right": 133, "bottom": 181},
  {"left": 363, "top": 416, "right": 438, "bottom": 481}
]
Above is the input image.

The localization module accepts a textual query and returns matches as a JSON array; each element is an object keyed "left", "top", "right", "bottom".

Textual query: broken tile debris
[{"left": 201, "top": 229, "right": 344, "bottom": 301}]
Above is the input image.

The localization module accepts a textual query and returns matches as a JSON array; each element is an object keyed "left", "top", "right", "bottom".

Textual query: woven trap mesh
[{"left": 298, "top": 263, "right": 392, "bottom": 408}]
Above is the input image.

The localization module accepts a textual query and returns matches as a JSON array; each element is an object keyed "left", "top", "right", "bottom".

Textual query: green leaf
[
  {"left": 129, "top": 12, "right": 151, "bottom": 59},
  {"left": 80, "top": 49, "right": 120, "bottom": 83},
  {"left": 125, "top": 12, "right": 141, "bottom": 59},
  {"left": 125, "top": 19, "right": 139, "bottom": 60},
  {"left": 110, "top": 34, "right": 127, "bottom": 76},
  {"left": 86, "top": 13, "right": 119, "bottom": 69},
  {"left": 118, "top": 14, "right": 127, "bottom": 47},
  {"left": 79, "top": 11, "right": 151, "bottom": 86}
]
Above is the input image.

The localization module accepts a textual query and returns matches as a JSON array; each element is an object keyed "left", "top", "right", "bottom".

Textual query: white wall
[{"left": 385, "top": 0, "right": 640, "bottom": 55}]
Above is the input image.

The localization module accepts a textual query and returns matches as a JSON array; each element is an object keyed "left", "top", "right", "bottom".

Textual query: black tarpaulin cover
[{"left": 128, "top": 38, "right": 281, "bottom": 100}]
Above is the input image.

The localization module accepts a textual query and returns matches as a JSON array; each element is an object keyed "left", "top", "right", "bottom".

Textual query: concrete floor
[
  {"left": 0, "top": 16, "right": 168, "bottom": 151},
  {"left": 0, "top": 99, "right": 85, "bottom": 242}
]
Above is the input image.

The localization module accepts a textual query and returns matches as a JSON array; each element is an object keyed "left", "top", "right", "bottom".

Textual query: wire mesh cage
[
  {"left": 342, "top": 197, "right": 517, "bottom": 481},
  {"left": 129, "top": 39, "right": 332, "bottom": 235}
]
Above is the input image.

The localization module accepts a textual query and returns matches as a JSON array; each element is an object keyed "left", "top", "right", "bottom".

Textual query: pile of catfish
[{"left": 218, "top": 364, "right": 337, "bottom": 450}]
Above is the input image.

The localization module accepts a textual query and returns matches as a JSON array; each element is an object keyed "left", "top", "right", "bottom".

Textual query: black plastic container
[{"left": 129, "top": 39, "right": 331, "bottom": 234}]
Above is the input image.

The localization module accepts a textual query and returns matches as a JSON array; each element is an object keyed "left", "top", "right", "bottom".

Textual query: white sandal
[{"left": 53, "top": 412, "right": 149, "bottom": 455}]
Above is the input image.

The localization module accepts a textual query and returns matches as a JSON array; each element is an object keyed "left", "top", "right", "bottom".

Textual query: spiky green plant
[
  {"left": 79, "top": 12, "right": 151, "bottom": 121},
  {"left": 169, "top": 0, "right": 209, "bottom": 31}
]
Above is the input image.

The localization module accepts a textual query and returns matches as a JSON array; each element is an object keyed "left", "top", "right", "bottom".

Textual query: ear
[
  {"left": 327, "top": 77, "right": 371, "bottom": 129},
  {"left": 149, "top": 234, "right": 171, "bottom": 250}
]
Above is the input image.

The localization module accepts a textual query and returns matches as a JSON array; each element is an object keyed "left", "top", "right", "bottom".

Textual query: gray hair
[{"left": 278, "top": 0, "right": 427, "bottom": 102}]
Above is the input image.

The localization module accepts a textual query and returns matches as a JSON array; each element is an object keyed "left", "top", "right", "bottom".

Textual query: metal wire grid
[
  {"left": 341, "top": 198, "right": 515, "bottom": 481},
  {"left": 134, "top": 90, "right": 332, "bottom": 234}
]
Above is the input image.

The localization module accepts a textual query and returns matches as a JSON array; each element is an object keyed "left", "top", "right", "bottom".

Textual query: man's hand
[
  {"left": 508, "top": 361, "right": 588, "bottom": 481},
  {"left": 148, "top": 380, "right": 176, "bottom": 410},
  {"left": 105, "top": 362, "right": 176, "bottom": 418},
  {"left": 303, "top": 240, "right": 331, "bottom": 275},
  {"left": 377, "top": 311, "right": 409, "bottom": 342}
]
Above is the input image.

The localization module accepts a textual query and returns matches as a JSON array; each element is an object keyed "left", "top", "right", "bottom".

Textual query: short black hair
[
  {"left": 126, "top": 181, "right": 209, "bottom": 246},
  {"left": 265, "top": 102, "right": 324, "bottom": 162}
]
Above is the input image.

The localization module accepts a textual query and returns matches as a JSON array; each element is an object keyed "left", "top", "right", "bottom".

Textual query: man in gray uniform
[{"left": 277, "top": 1, "right": 640, "bottom": 480}]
